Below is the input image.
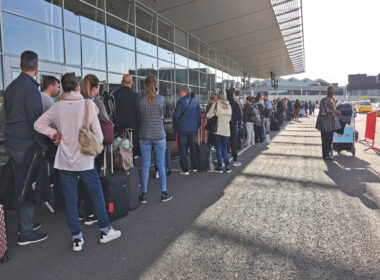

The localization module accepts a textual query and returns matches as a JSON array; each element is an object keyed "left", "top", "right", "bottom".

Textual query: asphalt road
[{"left": 2, "top": 114, "right": 380, "bottom": 280}]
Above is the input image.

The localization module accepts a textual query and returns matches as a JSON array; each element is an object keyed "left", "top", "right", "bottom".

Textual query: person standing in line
[
  {"left": 173, "top": 85, "right": 201, "bottom": 175},
  {"left": 206, "top": 93, "right": 218, "bottom": 150},
  {"left": 316, "top": 86, "right": 341, "bottom": 160},
  {"left": 227, "top": 89, "right": 242, "bottom": 167},
  {"left": 243, "top": 97, "right": 255, "bottom": 146},
  {"left": 4, "top": 50, "right": 48, "bottom": 245},
  {"left": 305, "top": 101, "right": 309, "bottom": 117},
  {"left": 34, "top": 73, "right": 121, "bottom": 251},
  {"left": 207, "top": 93, "right": 232, "bottom": 173},
  {"left": 263, "top": 92, "right": 272, "bottom": 142},
  {"left": 137, "top": 76, "right": 172, "bottom": 203},
  {"left": 254, "top": 95, "right": 264, "bottom": 143},
  {"left": 113, "top": 74, "right": 139, "bottom": 157},
  {"left": 41, "top": 76, "right": 60, "bottom": 113},
  {"left": 294, "top": 99, "right": 301, "bottom": 122}
]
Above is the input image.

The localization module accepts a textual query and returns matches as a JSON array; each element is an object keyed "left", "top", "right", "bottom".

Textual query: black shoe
[
  {"left": 18, "top": 231, "right": 48, "bottom": 246},
  {"left": 140, "top": 192, "right": 147, "bottom": 204},
  {"left": 84, "top": 214, "right": 98, "bottom": 226},
  {"left": 214, "top": 168, "right": 223, "bottom": 173},
  {"left": 161, "top": 192, "right": 172, "bottom": 202},
  {"left": 225, "top": 168, "right": 231, "bottom": 173}
]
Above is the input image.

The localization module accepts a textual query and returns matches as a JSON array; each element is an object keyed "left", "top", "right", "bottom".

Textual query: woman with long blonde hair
[{"left": 137, "top": 75, "right": 172, "bottom": 203}]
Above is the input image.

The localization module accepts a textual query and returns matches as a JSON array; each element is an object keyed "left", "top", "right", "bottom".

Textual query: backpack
[
  {"left": 103, "top": 90, "right": 116, "bottom": 122},
  {"left": 252, "top": 104, "right": 261, "bottom": 125}
]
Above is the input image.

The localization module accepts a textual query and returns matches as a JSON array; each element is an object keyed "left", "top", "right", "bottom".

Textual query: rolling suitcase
[
  {"left": 126, "top": 167, "right": 140, "bottom": 211},
  {"left": 0, "top": 204, "right": 9, "bottom": 262},
  {"left": 197, "top": 130, "right": 210, "bottom": 172},
  {"left": 101, "top": 145, "right": 129, "bottom": 222},
  {"left": 165, "top": 148, "right": 172, "bottom": 175},
  {"left": 270, "top": 119, "right": 280, "bottom": 131}
]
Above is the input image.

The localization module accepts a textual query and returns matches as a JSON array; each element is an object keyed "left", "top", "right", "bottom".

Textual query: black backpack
[{"left": 103, "top": 90, "right": 116, "bottom": 122}]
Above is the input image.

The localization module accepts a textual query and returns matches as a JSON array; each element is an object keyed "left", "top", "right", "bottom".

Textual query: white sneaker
[
  {"left": 155, "top": 172, "right": 159, "bottom": 179},
  {"left": 73, "top": 238, "right": 84, "bottom": 252},
  {"left": 192, "top": 169, "right": 198, "bottom": 172},
  {"left": 232, "top": 161, "right": 242, "bottom": 167},
  {"left": 180, "top": 171, "right": 190, "bottom": 175},
  {"left": 100, "top": 227, "right": 121, "bottom": 244}
]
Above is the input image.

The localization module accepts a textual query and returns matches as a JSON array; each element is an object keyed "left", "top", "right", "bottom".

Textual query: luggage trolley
[{"left": 332, "top": 103, "right": 357, "bottom": 157}]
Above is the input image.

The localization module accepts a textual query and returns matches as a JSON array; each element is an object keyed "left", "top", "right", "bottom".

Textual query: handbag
[
  {"left": 205, "top": 102, "right": 218, "bottom": 133},
  {"left": 173, "top": 97, "right": 193, "bottom": 132},
  {"left": 112, "top": 129, "right": 134, "bottom": 171},
  {"left": 79, "top": 100, "right": 103, "bottom": 156}
]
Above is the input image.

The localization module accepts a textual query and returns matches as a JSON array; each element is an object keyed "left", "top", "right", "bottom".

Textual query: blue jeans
[
  {"left": 139, "top": 138, "right": 167, "bottom": 193},
  {"left": 214, "top": 134, "right": 230, "bottom": 169},
  {"left": 59, "top": 169, "right": 109, "bottom": 240},
  {"left": 178, "top": 130, "right": 197, "bottom": 172}
]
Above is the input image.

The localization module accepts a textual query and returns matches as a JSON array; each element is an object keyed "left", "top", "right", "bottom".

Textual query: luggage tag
[{"left": 108, "top": 202, "right": 114, "bottom": 213}]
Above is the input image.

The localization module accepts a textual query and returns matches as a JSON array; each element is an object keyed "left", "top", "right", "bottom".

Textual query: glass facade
[{"left": 0, "top": 0, "right": 244, "bottom": 165}]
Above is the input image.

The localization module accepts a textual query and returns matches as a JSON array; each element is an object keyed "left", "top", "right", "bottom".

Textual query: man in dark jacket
[
  {"left": 227, "top": 89, "right": 242, "bottom": 167},
  {"left": 4, "top": 50, "right": 48, "bottom": 245},
  {"left": 113, "top": 74, "right": 139, "bottom": 156},
  {"left": 173, "top": 85, "right": 201, "bottom": 175}
]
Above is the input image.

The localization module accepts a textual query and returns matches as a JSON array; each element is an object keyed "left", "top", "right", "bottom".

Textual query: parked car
[{"left": 358, "top": 102, "right": 372, "bottom": 113}]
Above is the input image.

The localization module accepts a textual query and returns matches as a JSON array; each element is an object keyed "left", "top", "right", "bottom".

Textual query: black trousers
[
  {"left": 321, "top": 131, "right": 334, "bottom": 158},
  {"left": 254, "top": 125, "right": 263, "bottom": 142},
  {"left": 229, "top": 125, "right": 238, "bottom": 162}
]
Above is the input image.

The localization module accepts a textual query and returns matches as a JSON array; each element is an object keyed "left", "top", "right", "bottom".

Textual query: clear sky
[{"left": 283, "top": 0, "right": 380, "bottom": 86}]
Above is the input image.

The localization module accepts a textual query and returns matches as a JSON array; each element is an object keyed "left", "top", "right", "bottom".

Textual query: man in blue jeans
[
  {"left": 4, "top": 51, "right": 48, "bottom": 245},
  {"left": 173, "top": 86, "right": 201, "bottom": 175}
]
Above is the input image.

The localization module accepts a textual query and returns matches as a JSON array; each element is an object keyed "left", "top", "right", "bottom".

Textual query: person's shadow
[{"left": 324, "top": 155, "right": 379, "bottom": 209}]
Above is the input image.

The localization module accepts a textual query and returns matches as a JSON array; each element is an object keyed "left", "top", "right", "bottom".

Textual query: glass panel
[
  {"left": 2, "top": 0, "right": 62, "bottom": 26},
  {"left": 136, "top": 28, "right": 157, "bottom": 57},
  {"left": 175, "top": 65, "right": 188, "bottom": 84},
  {"left": 107, "top": 44, "right": 135, "bottom": 74},
  {"left": 64, "top": 0, "right": 105, "bottom": 40},
  {"left": 188, "top": 36, "right": 199, "bottom": 54},
  {"left": 200, "top": 56, "right": 208, "bottom": 73},
  {"left": 200, "top": 41, "right": 208, "bottom": 58},
  {"left": 136, "top": 5, "right": 156, "bottom": 34},
  {"left": 159, "top": 60, "right": 174, "bottom": 82},
  {"left": 199, "top": 87, "right": 208, "bottom": 106},
  {"left": 175, "top": 47, "right": 187, "bottom": 67},
  {"left": 175, "top": 27, "right": 187, "bottom": 48},
  {"left": 65, "top": 66, "right": 81, "bottom": 78},
  {"left": 82, "top": 0, "right": 105, "bottom": 9},
  {"left": 216, "top": 51, "right": 223, "bottom": 65},
  {"left": 137, "top": 77, "right": 145, "bottom": 95},
  {"left": 208, "top": 48, "right": 215, "bottom": 62},
  {"left": 82, "top": 37, "right": 106, "bottom": 70},
  {"left": 65, "top": 32, "right": 81, "bottom": 65},
  {"left": 189, "top": 86, "right": 199, "bottom": 99},
  {"left": 106, "top": 15, "right": 135, "bottom": 50},
  {"left": 158, "top": 39, "right": 174, "bottom": 62},
  {"left": 200, "top": 72, "right": 207, "bottom": 87},
  {"left": 137, "top": 53, "right": 157, "bottom": 77},
  {"left": 158, "top": 18, "right": 174, "bottom": 42},
  {"left": 3, "top": 13, "right": 64, "bottom": 63},
  {"left": 189, "top": 69, "right": 199, "bottom": 86},
  {"left": 159, "top": 81, "right": 175, "bottom": 119},
  {"left": 82, "top": 68, "right": 106, "bottom": 82},
  {"left": 189, "top": 52, "right": 199, "bottom": 70},
  {"left": 106, "top": 0, "right": 134, "bottom": 23}
]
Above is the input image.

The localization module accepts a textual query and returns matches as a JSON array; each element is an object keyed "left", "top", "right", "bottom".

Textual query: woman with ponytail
[{"left": 137, "top": 75, "right": 172, "bottom": 203}]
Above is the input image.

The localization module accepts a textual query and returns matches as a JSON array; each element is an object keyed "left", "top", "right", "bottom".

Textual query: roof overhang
[{"left": 138, "top": 0, "right": 305, "bottom": 79}]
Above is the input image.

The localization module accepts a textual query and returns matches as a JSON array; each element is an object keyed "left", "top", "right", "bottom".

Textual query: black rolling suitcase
[
  {"left": 101, "top": 145, "right": 129, "bottom": 222},
  {"left": 126, "top": 167, "right": 140, "bottom": 211},
  {"left": 165, "top": 148, "right": 172, "bottom": 175},
  {"left": 270, "top": 118, "right": 280, "bottom": 131},
  {"left": 197, "top": 130, "right": 210, "bottom": 172}
]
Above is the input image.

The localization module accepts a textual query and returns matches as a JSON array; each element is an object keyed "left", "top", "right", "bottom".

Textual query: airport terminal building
[{"left": 0, "top": 0, "right": 305, "bottom": 164}]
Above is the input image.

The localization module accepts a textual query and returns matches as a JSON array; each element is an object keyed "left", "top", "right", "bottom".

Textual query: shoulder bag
[{"left": 205, "top": 102, "right": 218, "bottom": 133}]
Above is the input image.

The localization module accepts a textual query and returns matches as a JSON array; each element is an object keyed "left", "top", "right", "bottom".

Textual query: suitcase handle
[{"left": 103, "top": 144, "right": 114, "bottom": 176}]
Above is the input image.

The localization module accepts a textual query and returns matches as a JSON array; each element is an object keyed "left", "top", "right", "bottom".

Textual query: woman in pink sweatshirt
[{"left": 34, "top": 73, "right": 121, "bottom": 252}]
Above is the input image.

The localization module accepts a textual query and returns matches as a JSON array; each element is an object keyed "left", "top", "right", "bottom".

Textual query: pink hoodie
[{"left": 34, "top": 91, "right": 103, "bottom": 171}]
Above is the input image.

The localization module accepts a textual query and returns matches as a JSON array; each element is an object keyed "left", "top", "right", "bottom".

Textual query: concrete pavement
[{"left": 2, "top": 114, "right": 380, "bottom": 280}]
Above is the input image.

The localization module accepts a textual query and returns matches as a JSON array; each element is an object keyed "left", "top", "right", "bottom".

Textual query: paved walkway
[{"left": 2, "top": 115, "right": 380, "bottom": 280}]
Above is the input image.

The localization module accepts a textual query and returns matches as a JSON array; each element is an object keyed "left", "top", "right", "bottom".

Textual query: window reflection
[
  {"left": 107, "top": 44, "right": 135, "bottom": 74},
  {"left": 82, "top": 37, "right": 106, "bottom": 70},
  {"left": 158, "top": 18, "right": 174, "bottom": 42},
  {"left": 175, "top": 27, "right": 187, "bottom": 48},
  {"left": 136, "top": 5, "right": 156, "bottom": 34},
  {"left": 107, "top": 15, "right": 135, "bottom": 49},
  {"left": 200, "top": 72, "right": 207, "bottom": 87},
  {"left": 3, "top": 13, "right": 64, "bottom": 63},
  {"left": 137, "top": 53, "right": 157, "bottom": 77},
  {"left": 2, "top": 0, "right": 62, "bottom": 26},
  {"left": 106, "top": 0, "right": 134, "bottom": 23},
  {"left": 199, "top": 87, "right": 208, "bottom": 105},
  {"left": 159, "top": 81, "right": 175, "bottom": 119},
  {"left": 64, "top": 0, "right": 105, "bottom": 40},
  {"left": 189, "top": 69, "right": 199, "bottom": 86},
  {"left": 82, "top": 0, "right": 105, "bottom": 10},
  {"left": 65, "top": 32, "right": 81, "bottom": 65},
  {"left": 175, "top": 47, "right": 187, "bottom": 67},
  {"left": 158, "top": 60, "right": 174, "bottom": 82},
  {"left": 189, "top": 52, "right": 199, "bottom": 69},
  {"left": 158, "top": 39, "right": 174, "bottom": 62},
  {"left": 136, "top": 29, "right": 157, "bottom": 57},
  {"left": 175, "top": 65, "right": 188, "bottom": 84},
  {"left": 188, "top": 36, "right": 198, "bottom": 54}
]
